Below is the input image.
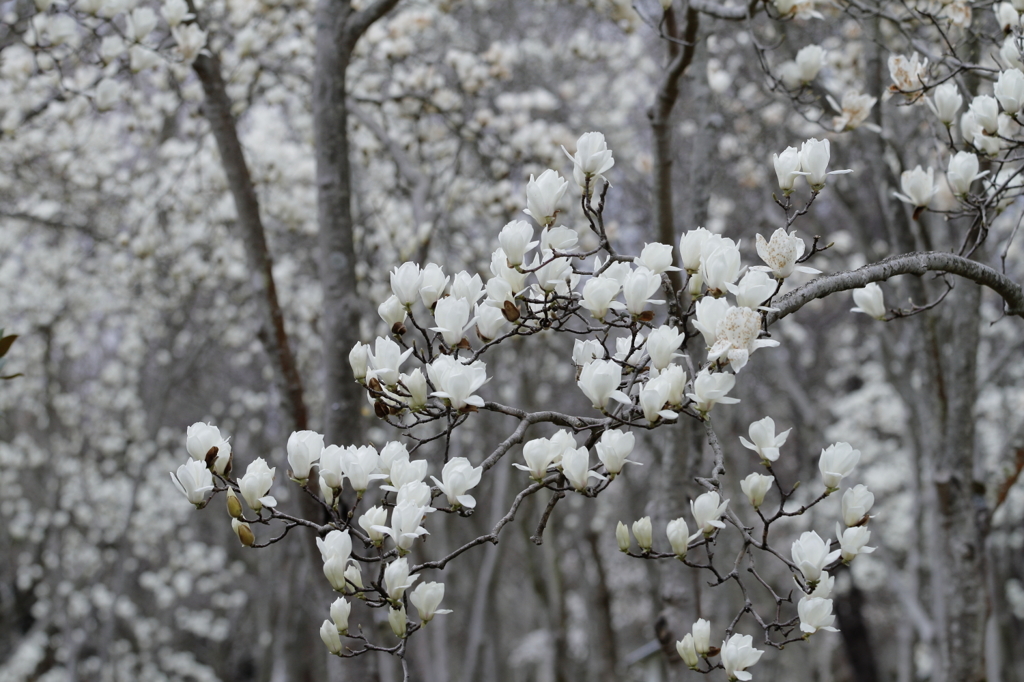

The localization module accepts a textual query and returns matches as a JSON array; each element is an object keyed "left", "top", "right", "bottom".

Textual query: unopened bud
[
  {"left": 232, "top": 518, "right": 255, "bottom": 547},
  {"left": 502, "top": 300, "right": 521, "bottom": 322},
  {"left": 615, "top": 521, "right": 630, "bottom": 552},
  {"left": 226, "top": 489, "right": 243, "bottom": 519}
]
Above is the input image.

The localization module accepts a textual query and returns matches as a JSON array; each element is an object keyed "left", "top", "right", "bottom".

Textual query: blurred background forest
[{"left": 1, "top": 0, "right": 1024, "bottom": 680}]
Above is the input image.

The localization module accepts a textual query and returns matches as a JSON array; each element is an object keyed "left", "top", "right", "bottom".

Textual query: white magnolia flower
[
  {"left": 399, "top": 368, "right": 430, "bottom": 410},
  {"left": 679, "top": 227, "right": 712, "bottom": 272},
  {"left": 640, "top": 374, "right": 678, "bottom": 423},
  {"left": 317, "top": 529, "right": 352, "bottom": 591},
  {"left": 811, "top": 570, "right": 835, "bottom": 599},
  {"left": 451, "top": 271, "right": 485, "bottom": 303},
  {"left": 691, "top": 491, "right": 729, "bottom": 537},
  {"left": 359, "top": 506, "right": 389, "bottom": 546},
  {"left": 172, "top": 24, "right": 206, "bottom": 63},
  {"left": 388, "top": 606, "right": 408, "bottom": 638},
  {"left": 754, "top": 228, "right": 821, "bottom": 279},
  {"left": 419, "top": 264, "right": 449, "bottom": 308},
  {"left": 368, "top": 336, "right": 414, "bottom": 387},
  {"left": 996, "top": 69, "right": 1024, "bottom": 115},
  {"left": 927, "top": 81, "right": 962, "bottom": 124},
  {"left": 708, "top": 307, "right": 779, "bottom": 372},
  {"left": 498, "top": 220, "right": 537, "bottom": 267},
  {"left": 969, "top": 95, "right": 1000, "bottom": 134},
  {"left": 432, "top": 296, "right": 474, "bottom": 347},
  {"left": 533, "top": 251, "right": 574, "bottom": 292},
  {"left": 613, "top": 334, "right": 646, "bottom": 366},
  {"left": 397, "top": 481, "right": 433, "bottom": 508},
  {"left": 655, "top": 364, "right": 688, "bottom": 407},
  {"left": 693, "top": 297, "right": 732, "bottom": 348},
  {"left": 772, "top": 146, "right": 804, "bottom": 195},
  {"left": 888, "top": 52, "right": 928, "bottom": 99},
  {"left": 693, "top": 618, "right": 711, "bottom": 656},
  {"left": 474, "top": 303, "right": 507, "bottom": 341},
  {"left": 577, "top": 359, "right": 631, "bottom": 411},
  {"left": 832, "top": 91, "right": 877, "bottom": 132},
  {"left": 239, "top": 457, "right": 277, "bottom": 511},
  {"left": 540, "top": 225, "right": 579, "bottom": 252},
  {"left": 819, "top": 442, "right": 861, "bottom": 490},
  {"left": 490, "top": 250, "right": 529, "bottom": 293},
  {"left": 646, "top": 325, "right": 685, "bottom": 371},
  {"left": 515, "top": 436, "right": 566, "bottom": 480},
  {"left": 677, "top": 634, "right": 700, "bottom": 669},
  {"left": 563, "top": 131, "right": 615, "bottom": 189},
  {"left": 383, "top": 457, "right": 428, "bottom": 491},
  {"left": 428, "top": 356, "right": 489, "bottom": 410},
  {"left": 378, "top": 295, "right": 407, "bottom": 331},
  {"left": 1002, "top": 35, "right": 1024, "bottom": 72},
  {"left": 410, "top": 582, "right": 453, "bottom": 623},
  {"left": 799, "top": 138, "right": 852, "bottom": 190},
  {"left": 341, "top": 445, "right": 383, "bottom": 493},
  {"left": 616, "top": 521, "right": 631, "bottom": 551},
  {"left": 430, "top": 457, "right": 482, "bottom": 508},
  {"left": 573, "top": 339, "right": 606, "bottom": 368},
  {"left": 791, "top": 530, "right": 841, "bottom": 584},
  {"left": 330, "top": 597, "right": 351, "bottom": 635},
  {"left": 836, "top": 523, "right": 876, "bottom": 562},
  {"left": 622, "top": 266, "right": 664, "bottom": 315},
  {"left": 171, "top": 459, "right": 214, "bottom": 507},
  {"left": 632, "top": 516, "right": 653, "bottom": 551},
  {"left": 349, "top": 342, "right": 370, "bottom": 381},
  {"left": 635, "top": 242, "right": 679, "bottom": 274},
  {"left": 162, "top": 0, "right": 194, "bottom": 26},
  {"left": 851, "top": 283, "right": 886, "bottom": 320},
  {"left": 842, "top": 484, "right": 875, "bottom": 526},
  {"left": 686, "top": 369, "right": 740, "bottom": 415},
  {"left": 390, "top": 262, "right": 423, "bottom": 306},
  {"left": 721, "top": 634, "right": 764, "bottom": 681},
  {"left": 560, "top": 446, "right": 605, "bottom": 491},
  {"left": 287, "top": 430, "right": 324, "bottom": 483},
  {"left": 185, "top": 422, "right": 231, "bottom": 474},
  {"left": 320, "top": 619, "right": 343, "bottom": 655},
  {"left": 700, "top": 241, "right": 742, "bottom": 293},
  {"left": 740, "top": 473, "right": 775, "bottom": 509},
  {"left": 596, "top": 429, "right": 637, "bottom": 476},
  {"left": 739, "top": 416, "right": 792, "bottom": 463},
  {"left": 524, "top": 169, "right": 568, "bottom": 227},
  {"left": 384, "top": 557, "right": 419, "bottom": 600},
  {"left": 795, "top": 44, "right": 825, "bottom": 82},
  {"left": 727, "top": 270, "right": 777, "bottom": 310},
  {"left": 893, "top": 165, "right": 937, "bottom": 207},
  {"left": 373, "top": 500, "right": 430, "bottom": 554},
  {"left": 579, "top": 276, "right": 624, "bottom": 320},
  {"left": 666, "top": 518, "right": 690, "bottom": 557},
  {"left": 799, "top": 596, "right": 839, "bottom": 634},
  {"left": 947, "top": 151, "right": 988, "bottom": 197}
]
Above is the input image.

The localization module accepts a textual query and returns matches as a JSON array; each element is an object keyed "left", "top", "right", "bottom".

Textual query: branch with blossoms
[{"left": 168, "top": 122, "right": 1022, "bottom": 678}]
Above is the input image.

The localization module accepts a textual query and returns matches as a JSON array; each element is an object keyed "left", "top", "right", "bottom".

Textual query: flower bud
[
  {"left": 739, "top": 473, "right": 775, "bottom": 509},
  {"left": 616, "top": 521, "right": 630, "bottom": 552},
  {"left": 232, "top": 518, "right": 255, "bottom": 547},
  {"left": 226, "top": 489, "right": 243, "bottom": 519},
  {"left": 388, "top": 606, "right": 408, "bottom": 638},
  {"left": 320, "top": 619, "right": 343, "bottom": 655},
  {"left": 666, "top": 518, "right": 689, "bottom": 558},
  {"left": 676, "top": 633, "right": 700, "bottom": 669},
  {"left": 692, "top": 618, "right": 711, "bottom": 656},
  {"left": 632, "top": 516, "right": 653, "bottom": 552},
  {"left": 330, "top": 597, "right": 351, "bottom": 635}
]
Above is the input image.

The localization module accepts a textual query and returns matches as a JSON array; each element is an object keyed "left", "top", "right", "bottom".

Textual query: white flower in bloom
[
  {"left": 573, "top": 339, "right": 606, "bottom": 368},
  {"left": 384, "top": 557, "right": 419, "bottom": 600},
  {"left": 799, "top": 138, "right": 852, "bottom": 190},
  {"left": 349, "top": 342, "right": 370, "bottom": 381},
  {"left": 739, "top": 416, "right": 791, "bottom": 463},
  {"left": 700, "top": 241, "right": 742, "bottom": 293},
  {"left": 373, "top": 500, "right": 429, "bottom": 554},
  {"left": 888, "top": 52, "right": 928, "bottom": 99},
  {"left": 754, "top": 228, "right": 820, "bottom": 279},
  {"left": 378, "top": 295, "right": 407, "bottom": 331},
  {"left": 560, "top": 446, "right": 605, "bottom": 491},
  {"left": 319, "top": 445, "right": 344, "bottom": 491},
  {"left": 524, "top": 169, "right": 568, "bottom": 227},
  {"left": 686, "top": 369, "right": 740, "bottom": 414},
  {"left": 893, "top": 165, "right": 937, "bottom": 207},
  {"left": 451, "top": 271, "right": 485, "bottom": 303},
  {"left": 171, "top": 459, "right": 213, "bottom": 507},
  {"left": 431, "top": 457, "right": 483, "bottom": 508},
  {"left": 646, "top": 325, "right": 685, "bottom": 371},
  {"left": 419, "top": 264, "right": 449, "bottom": 308},
  {"left": 498, "top": 220, "right": 537, "bottom": 267},
  {"left": 1002, "top": 35, "right": 1024, "bottom": 72},
  {"left": 791, "top": 531, "right": 841, "bottom": 583},
  {"left": 692, "top": 618, "right": 711, "bottom": 656},
  {"left": 927, "top": 81, "right": 962, "bottom": 124},
  {"left": 162, "top": 0, "right": 193, "bottom": 26},
  {"left": 126, "top": 7, "right": 158, "bottom": 42},
  {"left": 708, "top": 307, "right": 779, "bottom": 372},
  {"left": 947, "top": 151, "right": 988, "bottom": 197},
  {"left": 343, "top": 564, "right": 363, "bottom": 594},
  {"left": 515, "top": 436, "right": 564, "bottom": 481},
  {"left": 330, "top": 597, "right": 351, "bottom": 635},
  {"left": 795, "top": 45, "right": 825, "bottom": 82},
  {"left": 411, "top": 582, "right": 452, "bottom": 623},
  {"left": 836, "top": 523, "right": 876, "bottom": 562},
  {"left": 740, "top": 473, "right": 775, "bottom": 509},
  {"left": 172, "top": 24, "right": 206, "bottom": 64},
  {"left": 851, "top": 283, "right": 887, "bottom": 320},
  {"left": 432, "top": 296, "right": 474, "bottom": 347},
  {"left": 378, "top": 441, "right": 409, "bottom": 479},
  {"left": 382, "top": 457, "right": 428, "bottom": 491},
  {"left": 996, "top": 69, "right": 1024, "bottom": 115},
  {"left": 579, "top": 276, "right": 624, "bottom": 320},
  {"left": 677, "top": 634, "right": 700, "bottom": 669},
  {"left": 368, "top": 336, "right": 414, "bottom": 386},
  {"left": 533, "top": 251, "right": 573, "bottom": 292},
  {"left": 842, "top": 484, "right": 875, "bottom": 526},
  {"left": 727, "top": 270, "right": 777, "bottom": 310},
  {"left": 772, "top": 146, "right": 804, "bottom": 195},
  {"left": 317, "top": 529, "right": 352, "bottom": 591},
  {"left": 799, "top": 597, "right": 839, "bottom": 634},
  {"left": 428, "top": 356, "right": 489, "bottom": 410},
  {"left": 616, "top": 521, "right": 631, "bottom": 551},
  {"left": 679, "top": 227, "right": 712, "bottom": 273},
  {"left": 540, "top": 225, "right": 579, "bottom": 252},
  {"left": 640, "top": 374, "right": 678, "bottom": 423},
  {"left": 998, "top": 2, "right": 1021, "bottom": 31},
  {"left": 721, "top": 634, "right": 764, "bottom": 681},
  {"left": 666, "top": 517, "right": 690, "bottom": 557},
  {"left": 596, "top": 429, "right": 637, "bottom": 476},
  {"left": 811, "top": 571, "right": 835, "bottom": 599},
  {"left": 341, "top": 445, "right": 383, "bottom": 493},
  {"left": 287, "top": 430, "right": 324, "bottom": 483},
  {"left": 474, "top": 303, "right": 507, "bottom": 341},
  {"left": 239, "top": 458, "right": 277, "bottom": 511},
  {"left": 969, "top": 95, "right": 1000, "bottom": 134},
  {"left": 635, "top": 242, "right": 679, "bottom": 274},
  {"left": 632, "top": 516, "right": 653, "bottom": 551},
  {"left": 819, "top": 442, "right": 861, "bottom": 490},
  {"left": 693, "top": 297, "right": 732, "bottom": 348},
  {"left": 577, "top": 359, "right": 631, "bottom": 411},
  {"left": 399, "top": 368, "right": 429, "bottom": 410},
  {"left": 185, "top": 422, "right": 231, "bottom": 474},
  {"left": 397, "top": 481, "right": 433, "bottom": 508},
  {"left": 622, "top": 266, "right": 664, "bottom": 316},
  {"left": 490, "top": 249, "right": 528, "bottom": 293},
  {"left": 691, "top": 491, "right": 729, "bottom": 537},
  {"left": 320, "top": 620, "right": 343, "bottom": 655},
  {"left": 655, "top": 364, "right": 688, "bottom": 406},
  {"left": 563, "top": 131, "right": 615, "bottom": 189},
  {"left": 390, "top": 262, "right": 424, "bottom": 307},
  {"left": 613, "top": 334, "right": 646, "bottom": 366},
  {"left": 832, "top": 91, "right": 877, "bottom": 132},
  {"left": 359, "top": 506, "right": 388, "bottom": 546}
]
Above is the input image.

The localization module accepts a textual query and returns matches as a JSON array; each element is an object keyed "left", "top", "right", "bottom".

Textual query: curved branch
[{"left": 765, "top": 252, "right": 1024, "bottom": 323}]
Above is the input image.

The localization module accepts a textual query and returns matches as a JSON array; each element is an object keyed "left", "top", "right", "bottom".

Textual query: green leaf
[{"left": 0, "top": 335, "right": 17, "bottom": 358}]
